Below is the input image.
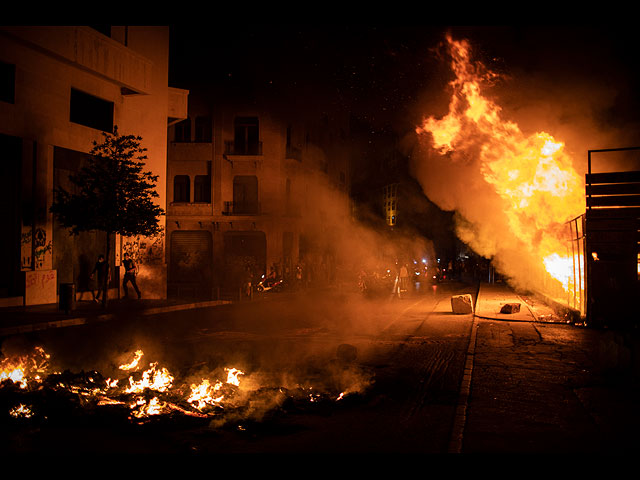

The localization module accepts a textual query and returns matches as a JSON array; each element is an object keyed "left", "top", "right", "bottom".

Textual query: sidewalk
[
  {"left": 474, "top": 281, "right": 567, "bottom": 323},
  {"left": 465, "top": 282, "right": 640, "bottom": 453},
  {"left": 0, "top": 297, "right": 231, "bottom": 337}
]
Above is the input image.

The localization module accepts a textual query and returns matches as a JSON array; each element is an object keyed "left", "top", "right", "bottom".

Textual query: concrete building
[
  {"left": 0, "top": 26, "right": 187, "bottom": 306},
  {"left": 166, "top": 91, "right": 351, "bottom": 299}
]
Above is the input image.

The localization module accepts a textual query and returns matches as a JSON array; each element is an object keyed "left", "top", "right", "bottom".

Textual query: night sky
[
  {"left": 169, "top": 25, "right": 444, "bottom": 130},
  {"left": 169, "top": 25, "right": 640, "bottom": 140}
]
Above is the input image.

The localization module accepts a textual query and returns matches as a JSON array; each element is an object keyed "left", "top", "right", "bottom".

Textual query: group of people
[
  {"left": 89, "top": 252, "right": 141, "bottom": 302},
  {"left": 242, "top": 262, "right": 307, "bottom": 297}
]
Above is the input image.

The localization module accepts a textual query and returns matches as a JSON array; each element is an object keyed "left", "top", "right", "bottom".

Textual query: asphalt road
[
  {"left": 3, "top": 280, "right": 638, "bottom": 457},
  {"left": 1, "top": 281, "right": 478, "bottom": 454}
]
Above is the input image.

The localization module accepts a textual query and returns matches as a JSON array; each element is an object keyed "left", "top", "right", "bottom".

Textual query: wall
[{"left": 0, "top": 26, "right": 171, "bottom": 305}]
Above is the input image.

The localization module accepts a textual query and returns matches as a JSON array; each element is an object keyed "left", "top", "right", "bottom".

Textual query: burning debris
[
  {"left": 1, "top": 345, "right": 371, "bottom": 431},
  {"left": 0, "top": 346, "right": 49, "bottom": 389}
]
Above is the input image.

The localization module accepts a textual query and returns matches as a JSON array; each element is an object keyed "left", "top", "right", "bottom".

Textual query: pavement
[
  {"left": 0, "top": 296, "right": 231, "bottom": 337},
  {"left": 0, "top": 281, "right": 574, "bottom": 337},
  {"left": 474, "top": 281, "right": 566, "bottom": 323},
  {"left": 465, "top": 281, "right": 640, "bottom": 454}
]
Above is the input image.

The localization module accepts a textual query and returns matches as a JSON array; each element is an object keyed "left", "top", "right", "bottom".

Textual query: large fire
[{"left": 416, "top": 34, "right": 585, "bottom": 299}]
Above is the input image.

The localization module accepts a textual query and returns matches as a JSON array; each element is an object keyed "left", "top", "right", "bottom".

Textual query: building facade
[
  {"left": 166, "top": 92, "right": 351, "bottom": 299},
  {"left": 0, "top": 26, "right": 187, "bottom": 306}
]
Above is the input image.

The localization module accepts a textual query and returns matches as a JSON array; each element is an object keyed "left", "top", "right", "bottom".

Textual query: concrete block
[
  {"left": 500, "top": 303, "right": 521, "bottom": 314},
  {"left": 451, "top": 294, "right": 474, "bottom": 314}
]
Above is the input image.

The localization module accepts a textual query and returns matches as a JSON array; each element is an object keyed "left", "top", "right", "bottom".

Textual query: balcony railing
[
  {"left": 222, "top": 201, "right": 261, "bottom": 216},
  {"left": 224, "top": 141, "right": 262, "bottom": 156}
]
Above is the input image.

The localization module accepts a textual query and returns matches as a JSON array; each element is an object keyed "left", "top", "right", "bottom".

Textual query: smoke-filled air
[{"left": 411, "top": 34, "right": 586, "bottom": 299}]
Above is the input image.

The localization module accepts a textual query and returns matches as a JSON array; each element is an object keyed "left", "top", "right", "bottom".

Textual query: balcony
[
  {"left": 168, "top": 87, "right": 189, "bottom": 125},
  {"left": 224, "top": 141, "right": 262, "bottom": 156},
  {"left": 1, "top": 26, "right": 153, "bottom": 95},
  {"left": 222, "top": 201, "right": 261, "bottom": 216}
]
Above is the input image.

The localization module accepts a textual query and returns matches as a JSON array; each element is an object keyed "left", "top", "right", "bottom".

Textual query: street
[
  {"left": 1, "top": 282, "right": 476, "bottom": 454},
  {"left": 1, "top": 280, "right": 638, "bottom": 455}
]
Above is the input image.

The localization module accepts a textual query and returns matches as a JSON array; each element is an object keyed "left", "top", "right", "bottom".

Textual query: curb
[
  {"left": 0, "top": 300, "right": 231, "bottom": 337},
  {"left": 448, "top": 316, "right": 479, "bottom": 453}
]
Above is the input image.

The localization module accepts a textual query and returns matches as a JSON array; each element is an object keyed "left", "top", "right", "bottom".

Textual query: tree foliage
[
  {"left": 50, "top": 126, "right": 164, "bottom": 307},
  {"left": 50, "top": 126, "right": 164, "bottom": 237}
]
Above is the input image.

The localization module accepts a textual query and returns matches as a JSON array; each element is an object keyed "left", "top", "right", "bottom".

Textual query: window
[
  {"left": 0, "top": 61, "right": 15, "bottom": 104},
  {"left": 195, "top": 116, "right": 212, "bottom": 142},
  {"left": 69, "top": 88, "right": 113, "bottom": 132},
  {"left": 194, "top": 175, "right": 211, "bottom": 203},
  {"left": 233, "top": 175, "right": 259, "bottom": 214},
  {"left": 174, "top": 118, "right": 191, "bottom": 142},
  {"left": 173, "top": 175, "right": 190, "bottom": 203},
  {"left": 234, "top": 117, "right": 260, "bottom": 155}
]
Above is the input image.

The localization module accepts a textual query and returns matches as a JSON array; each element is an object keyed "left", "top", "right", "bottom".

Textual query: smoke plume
[{"left": 405, "top": 32, "right": 635, "bottom": 295}]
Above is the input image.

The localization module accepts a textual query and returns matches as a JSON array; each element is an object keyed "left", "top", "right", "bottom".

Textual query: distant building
[
  {"left": 382, "top": 183, "right": 399, "bottom": 227},
  {"left": 166, "top": 90, "right": 351, "bottom": 299},
  {"left": 0, "top": 26, "right": 186, "bottom": 306},
  {"left": 379, "top": 159, "right": 458, "bottom": 268}
]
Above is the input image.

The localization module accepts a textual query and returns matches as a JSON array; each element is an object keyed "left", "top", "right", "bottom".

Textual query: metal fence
[{"left": 566, "top": 214, "right": 586, "bottom": 317}]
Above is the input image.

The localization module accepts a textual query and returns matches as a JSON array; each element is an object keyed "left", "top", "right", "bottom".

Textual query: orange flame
[
  {"left": 1, "top": 346, "right": 50, "bottom": 389},
  {"left": 187, "top": 379, "right": 225, "bottom": 410},
  {"left": 416, "top": 35, "right": 584, "bottom": 296},
  {"left": 125, "top": 361, "right": 174, "bottom": 394},
  {"left": 225, "top": 367, "right": 244, "bottom": 386},
  {"left": 119, "top": 350, "right": 144, "bottom": 371}
]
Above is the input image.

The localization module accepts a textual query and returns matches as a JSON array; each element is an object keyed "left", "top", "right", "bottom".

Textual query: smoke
[
  {"left": 404, "top": 30, "right": 638, "bottom": 294},
  {"left": 478, "top": 26, "right": 640, "bottom": 173},
  {"left": 293, "top": 141, "right": 436, "bottom": 282},
  {"left": 409, "top": 129, "right": 548, "bottom": 292},
  {"left": 494, "top": 66, "right": 640, "bottom": 174}
]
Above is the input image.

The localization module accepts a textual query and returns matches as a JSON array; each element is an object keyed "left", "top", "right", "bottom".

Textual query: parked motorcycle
[{"left": 256, "top": 275, "right": 284, "bottom": 293}]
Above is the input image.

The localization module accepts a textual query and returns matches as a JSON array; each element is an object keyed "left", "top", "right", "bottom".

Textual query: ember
[{"left": 9, "top": 403, "right": 33, "bottom": 418}]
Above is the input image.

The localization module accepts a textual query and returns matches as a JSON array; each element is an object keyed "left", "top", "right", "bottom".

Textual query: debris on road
[
  {"left": 451, "top": 294, "right": 474, "bottom": 314},
  {"left": 499, "top": 303, "right": 521, "bottom": 314}
]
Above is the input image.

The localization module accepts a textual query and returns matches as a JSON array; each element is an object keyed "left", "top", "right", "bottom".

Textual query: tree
[{"left": 50, "top": 126, "right": 164, "bottom": 308}]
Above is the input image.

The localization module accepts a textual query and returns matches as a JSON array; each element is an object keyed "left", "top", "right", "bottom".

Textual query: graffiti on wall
[
  {"left": 21, "top": 229, "right": 31, "bottom": 269},
  {"left": 122, "top": 227, "right": 165, "bottom": 266},
  {"left": 24, "top": 269, "right": 57, "bottom": 305},
  {"left": 21, "top": 227, "right": 52, "bottom": 270}
]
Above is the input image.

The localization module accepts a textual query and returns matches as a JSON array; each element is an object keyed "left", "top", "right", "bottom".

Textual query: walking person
[
  {"left": 399, "top": 263, "right": 409, "bottom": 297},
  {"left": 122, "top": 253, "right": 141, "bottom": 299},
  {"left": 90, "top": 254, "right": 111, "bottom": 303},
  {"left": 295, "top": 264, "right": 303, "bottom": 291}
]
